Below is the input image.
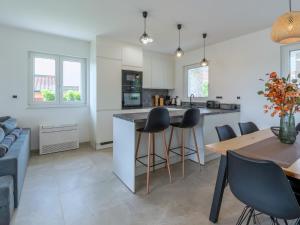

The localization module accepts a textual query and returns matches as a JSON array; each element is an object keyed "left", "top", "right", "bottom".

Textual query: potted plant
[{"left": 258, "top": 72, "right": 300, "bottom": 144}]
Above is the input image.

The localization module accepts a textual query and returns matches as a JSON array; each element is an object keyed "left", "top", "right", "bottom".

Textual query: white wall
[
  {"left": 0, "top": 25, "right": 91, "bottom": 150},
  {"left": 173, "top": 28, "right": 284, "bottom": 128}
]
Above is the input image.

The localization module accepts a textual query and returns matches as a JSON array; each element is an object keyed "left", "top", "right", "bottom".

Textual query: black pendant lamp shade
[
  {"left": 200, "top": 33, "right": 209, "bottom": 67},
  {"left": 175, "top": 24, "right": 184, "bottom": 58},
  {"left": 139, "top": 11, "right": 153, "bottom": 45}
]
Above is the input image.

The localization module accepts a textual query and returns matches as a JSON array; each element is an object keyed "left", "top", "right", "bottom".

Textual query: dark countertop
[{"left": 113, "top": 107, "right": 240, "bottom": 123}]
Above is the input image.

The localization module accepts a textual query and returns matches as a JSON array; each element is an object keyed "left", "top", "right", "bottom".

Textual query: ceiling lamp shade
[
  {"left": 200, "top": 33, "right": 209, "bottom": 67},
  {"left": 175, "top": 24, "right": 184, "bottom": 58},
  {"left": 271, "top": 0, "right": 300, "bottom": 44},
  {"left": 139, "top": 11, "right": 153, "bottom": 45}
]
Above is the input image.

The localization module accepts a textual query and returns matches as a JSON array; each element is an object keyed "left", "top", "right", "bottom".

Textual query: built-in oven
[{"left": 122, "top": 70, "right": 143, "bottom": 109}]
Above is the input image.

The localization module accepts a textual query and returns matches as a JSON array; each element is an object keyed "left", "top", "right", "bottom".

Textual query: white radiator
[{"left": 39, "top": 123, "right": 79, "bottom": 155}]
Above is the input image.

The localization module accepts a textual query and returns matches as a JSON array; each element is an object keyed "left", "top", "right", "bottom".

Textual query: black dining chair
[
  {"left": 215, "top": 125, "right": 237, "bottom": 142},
  {"left": 238, "top": 122, "right": 259, "bottom": 135},
  {"left": 227, "top": 151, "right": 300, "bottom": 225},
  {"left": 168, "top": 108, "right": 201, "bottom": 177},
  {"left": 135, "top": 107, "right": 172, "bottom": 193}
]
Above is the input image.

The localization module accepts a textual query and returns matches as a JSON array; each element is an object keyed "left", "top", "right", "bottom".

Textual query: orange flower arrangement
[{"left": 258, "top": 72, "right": 300, "bottom": 117}]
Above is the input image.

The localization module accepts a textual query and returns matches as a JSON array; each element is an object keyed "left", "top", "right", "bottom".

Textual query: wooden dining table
[{"left": 207, "top": 129, "right": 300, "bottom": 223}]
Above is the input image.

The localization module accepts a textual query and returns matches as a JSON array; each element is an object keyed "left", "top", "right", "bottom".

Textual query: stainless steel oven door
[{"left": 123, "top": 92, "right": 142, "bottom": 108}]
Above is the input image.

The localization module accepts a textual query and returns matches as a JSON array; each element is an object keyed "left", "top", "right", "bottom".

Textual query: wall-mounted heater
[{"left": 39, "top": 123, "right": 79, "bottom": 155}]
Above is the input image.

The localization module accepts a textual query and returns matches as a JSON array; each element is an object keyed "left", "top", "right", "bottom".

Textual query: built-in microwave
[
  {"left": 122, "top": 70, "right": 143, "bottom": 109},
  {"left": 122, "top": 70, "right": 142, "bottom": 87}
]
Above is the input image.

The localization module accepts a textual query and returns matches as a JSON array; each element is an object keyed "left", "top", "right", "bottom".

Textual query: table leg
[{"left": 209, "top": 155, "right": 227, "bottom": 223}]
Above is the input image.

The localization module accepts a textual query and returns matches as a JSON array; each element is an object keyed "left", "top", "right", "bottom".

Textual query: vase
[{"left": 279, "top": 114, "right": 297, "bottom": 144}]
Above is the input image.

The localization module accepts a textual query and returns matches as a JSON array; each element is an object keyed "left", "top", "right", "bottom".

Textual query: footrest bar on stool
[
  {"left": 136, "top": 154, "right": 167, "bottom": 167},
  {"left": 169, "top": 146, "right": 197, "bottom": 157}
]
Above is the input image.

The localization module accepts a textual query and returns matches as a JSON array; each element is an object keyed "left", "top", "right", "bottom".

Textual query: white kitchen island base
[{"left": 113, "top": 108, "right": 240, "bottom": 193}]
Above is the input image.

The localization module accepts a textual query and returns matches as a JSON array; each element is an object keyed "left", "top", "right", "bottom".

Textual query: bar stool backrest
[
  {"left": 227, "top": 151, "right": 300, "bottom": 220},
  {"left": 215, "top": 125, "right": 237, "bottom": 141},
  {"left": 143, "top": 107, "right": 170, "bottom": 133},
  {"left": 238, "top": 122, "right": 259, "bottom": 135},
  {"left": 180, "top": 108, "right": 200, "bottom": 128}
]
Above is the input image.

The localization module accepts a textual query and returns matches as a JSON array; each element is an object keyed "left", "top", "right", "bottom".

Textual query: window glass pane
[
  {"left": 187, "top": 66, "right": 209, "bottom": 97},
  {"left": 33, "top": 57, "right": 56, "bottom": 102},
  {"left": 62, "top": 60, "right": 82, "bottom": 102},
  {"left": 290, "top": 50, "right": 300, "bottom": 79}
]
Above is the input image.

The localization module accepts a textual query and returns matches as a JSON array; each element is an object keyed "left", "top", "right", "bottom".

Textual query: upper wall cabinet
[
  {"left": 122, "top": 46, "right": 143, "bottom": 68},
  {"left": 96, "top": 38, "right": 123, "bottom": 60},
  {"left": 143, "top": 51, "right": 175, "bottom": 89}
]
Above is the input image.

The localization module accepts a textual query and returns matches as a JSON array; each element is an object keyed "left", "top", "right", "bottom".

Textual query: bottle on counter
[
  {"left": 159, "top": 96, "right": 164, "bottom": 106},
  {"left": 176, "top": 96, "right": 181, "bottom": 106}
]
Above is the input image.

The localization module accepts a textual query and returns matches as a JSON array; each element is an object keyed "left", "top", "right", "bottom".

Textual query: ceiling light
[
  {"left": 271, "top": 0, "right": 300, "bottom": 44},
  {"left": 139, "top": 11, "right": 153, "bottom": 45},
  {"left": 175, "top": 24, "right": 184, "bottom": 58},
  {"left": 200, "top": 33, "right": 209, "bottom": 67}
]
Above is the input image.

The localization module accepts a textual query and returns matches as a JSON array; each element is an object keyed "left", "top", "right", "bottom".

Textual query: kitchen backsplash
[{"left": 142, "top": 89, "right": 168, "bottom": 107}]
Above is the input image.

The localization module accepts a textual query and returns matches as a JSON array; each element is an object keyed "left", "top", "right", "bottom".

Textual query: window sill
[{"left": 27, "top": 104, "right": 88, "bottom": 109}]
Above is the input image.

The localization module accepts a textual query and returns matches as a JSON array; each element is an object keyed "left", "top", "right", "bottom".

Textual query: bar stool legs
[
  {"left": 192, "top": 128, "right": 201, "bottom": 166},
  {"left": 136, "top": 131, "right": 172, "bottom": 194},
  {"left": 168, "top": 127, "right": 201, "bottom": 178},
  {"left": 181, "top": 129, "right": 185, "bottom": 178},
  {"left": 147, "top": 133, "right": 151, "bottom": 193},
  {"left": 162, "top": 130, "right": 172, "bottom": 183}
]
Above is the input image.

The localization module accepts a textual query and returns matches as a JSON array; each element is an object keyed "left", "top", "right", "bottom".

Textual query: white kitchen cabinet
[
  {"left": 142, "top": 52, "right": 152, "bottom": 88},
  {"left": 122, "top": 45, "right": 143, "bottom": 68},
  {"left": 96, "top": 38, "right": 123, "bottom": 60},
  {"left": 96, "top": 110, "right": 119, "bottom": 146},
  {"left": 97, "top": 57, "right": 122, "bottom": 110},
  {"left": 142, "top": 51, "right": 175, "bottom": 89}
]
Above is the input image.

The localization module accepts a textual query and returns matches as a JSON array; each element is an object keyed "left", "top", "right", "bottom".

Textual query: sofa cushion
[
  {"left": 0, "top": 118, "right": 17, "bottom": 135},
  {"left": 0, "top": 135, "right": 16, "bottom": 158},
  {"left": 0, "top": 116, "right": 10, "bottom": 123},
  {"left": 0, "top": 128, "right": 4, "bottom": 143},
  {"left": 10, "top": 128, "right": 23, "bottom": 139}
]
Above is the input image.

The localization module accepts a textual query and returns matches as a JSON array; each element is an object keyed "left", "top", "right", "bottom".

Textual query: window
[
  {"left": 281, "top": 43, "right": 300, "bottom": 79},
  {"left": 29, "top": 52, "right": 86, "bottom": 106},
  {"left": 184, "top": 64, "right": 209, "bottom": 98}
]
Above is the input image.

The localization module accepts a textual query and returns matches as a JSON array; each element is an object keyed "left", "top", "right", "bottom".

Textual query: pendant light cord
[
  {"left": 289, "top": 0, "right": 292, "bottom": 12},
  {"left": 179, "top": 29, "right": 181, "bottom": 47},
  {"left": 204, "top": 37, "right": 206, "bottom": 58},
  {"left": 144, "top": 17, "right": 146, "bottom": 33}
]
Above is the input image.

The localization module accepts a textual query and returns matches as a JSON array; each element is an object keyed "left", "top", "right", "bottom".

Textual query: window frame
[
  {"left": 29, "top": 52, "right": 87, "bottom": 107},
  {"left": 281, "top": 43, "right": 300, "bottom": 78},
  {"left": 183, "top": 63, "right": 209, "bottom": 99}
]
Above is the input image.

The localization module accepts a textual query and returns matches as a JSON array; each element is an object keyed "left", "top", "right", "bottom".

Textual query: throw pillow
[
  {"left": 0, "top": 127, "right": 4, "bottom": 143},
  {"left": 0, "top": 118, "right": 17, "bottom": 135}
]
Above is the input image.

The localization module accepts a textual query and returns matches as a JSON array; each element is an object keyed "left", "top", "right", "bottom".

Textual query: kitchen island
[{"left": 113, "top": 107, "right": 240, "bottom": 192}]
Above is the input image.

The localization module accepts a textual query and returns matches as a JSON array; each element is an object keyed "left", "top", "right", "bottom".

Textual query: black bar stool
[
  {"left": 135, "top": 107, "right": 172, "bottom": 193},
  {"left": 168, "top": 108, "right": 201, "bottom": 178}
]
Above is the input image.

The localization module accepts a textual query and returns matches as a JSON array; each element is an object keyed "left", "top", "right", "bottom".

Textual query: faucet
[{"left": 190, "top": 94, "right": 195, "bottom": 107}]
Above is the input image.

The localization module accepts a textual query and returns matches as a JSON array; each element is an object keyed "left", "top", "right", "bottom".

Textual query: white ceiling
[{"left": 0, "top": 0, "right": 299, "bottom": 53}]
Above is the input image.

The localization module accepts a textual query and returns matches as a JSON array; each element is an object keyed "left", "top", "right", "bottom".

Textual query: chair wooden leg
[
  {"left": 146, "top": 133, "right": 152, "bottom": 194},
  {"left": 152, "top": 133, "right": 155, "bottom": 172},
  {"left": 135, "top": 132, "right": 142, "bottom": 159},
  {"left": 181, "top": 128, "right": 185, "bottom": 178},
  {"left": 163, "top": 130, "right": 172, "bottom": 183},
  {"left": 192, "top": 128, "right": 201, "bottom": 166}
]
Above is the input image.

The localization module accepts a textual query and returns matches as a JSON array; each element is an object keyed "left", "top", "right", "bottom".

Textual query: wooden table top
[{"left": 206, "top": 129, "right": 300, "bottom": 179}]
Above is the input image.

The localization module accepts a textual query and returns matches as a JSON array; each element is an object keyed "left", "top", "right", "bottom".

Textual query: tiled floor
[{"left": 10, "top": 144, "right": 283, "bottom": 225}]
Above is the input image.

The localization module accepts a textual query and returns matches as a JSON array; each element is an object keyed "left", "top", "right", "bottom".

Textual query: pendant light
[
  {"left": 271, "top": 0, "right": 300, "bottom": 44},
  {"left": 175, "top": 24, "right": 184, "bottom": 58},
  {"left": 200, "top": 33, "right": 209, "bottom": 67},
  {"left": 139, "top": 11, "right": 153, "bottom": 45}
]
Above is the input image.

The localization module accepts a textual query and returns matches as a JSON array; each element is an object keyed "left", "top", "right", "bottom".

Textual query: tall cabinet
[{"left": 90, "top": 38, "right": 175, "bottom": 150}]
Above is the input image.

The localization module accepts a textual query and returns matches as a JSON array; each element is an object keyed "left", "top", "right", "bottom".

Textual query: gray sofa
[{"left": 0, "top": 117, "right": 30, "bottom": 225}]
